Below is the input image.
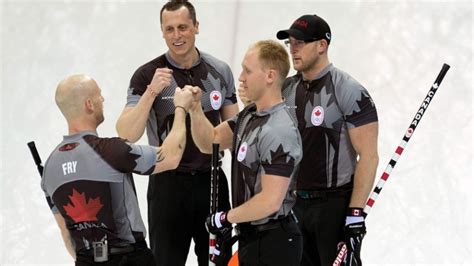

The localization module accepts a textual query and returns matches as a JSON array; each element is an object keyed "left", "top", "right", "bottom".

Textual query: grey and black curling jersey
[
  {"left": 126, "top": 50, "right": 237, "bottom": 172},
  {"left": 282, "top": 64, "right": 378, "bottom": 190},
  {"left": 41, "top": 131, "right": 157, "bottom": 253},
  {"left": 228, "top": 102, "right": 302, "bottom": 225}
]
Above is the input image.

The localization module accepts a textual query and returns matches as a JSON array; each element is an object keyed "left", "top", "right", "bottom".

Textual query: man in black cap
[{"left": 275, "top": 14, "right": 380, "bottom": 266}]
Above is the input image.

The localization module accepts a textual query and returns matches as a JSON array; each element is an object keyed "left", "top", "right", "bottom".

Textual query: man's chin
[
  {"left": 292, "top": 61, "right": 302, "bottom": 70},
  {"left": 170, "top": 46, "right": 188, "bottom": 55},
  {"left": 97, "top": 116, "right": 105, "bottom": 126}
]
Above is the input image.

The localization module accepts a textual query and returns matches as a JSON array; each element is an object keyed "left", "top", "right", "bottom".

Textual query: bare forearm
[
  {"left": 54, "top": 214, "right": 76, "bottom": 260},
  {"left": 153, "top": 108, "right": 187, "bottom": 173},
  {"left": 116, "top": 89, "right": 156, "bottom": 142},
  {"left": 189, "top": 106, "right": 215, "bottom": 154},
  {"left": 161, "top": 108, "right": 187, "bottom": 158},
  {"left": 62, "top": 232, "right": 76, "bottom": 260},
  {"left": 350, "top": 154, "right": 379, "bottom": 208},
  {"left": 347, "top": 122, "right": 379, "bottom": 208},
  {"left": 227, "top": 193, "right": 281, "bottom": 224},
  {"left": 227, "top": 175, "right": 289, "bottom": 224}
]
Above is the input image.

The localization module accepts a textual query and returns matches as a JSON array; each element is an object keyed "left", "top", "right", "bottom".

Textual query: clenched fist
[
  {"left": 173, "top": 86, "right": 194, "bottom": 111},
  {"left": 148, "top": 68, "right": 173, "bottom": 96}
]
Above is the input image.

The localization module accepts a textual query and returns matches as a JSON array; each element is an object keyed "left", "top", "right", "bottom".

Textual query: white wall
[{"left": 1, "top": 0, "right": 472, "bottom": 265}]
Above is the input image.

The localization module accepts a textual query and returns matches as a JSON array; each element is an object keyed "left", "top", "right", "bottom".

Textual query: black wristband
[{"left": 175, "top": 106, "right": 187, "bottom": 113}]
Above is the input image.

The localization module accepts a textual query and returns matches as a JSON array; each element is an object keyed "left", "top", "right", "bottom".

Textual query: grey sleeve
[
  {"left": 126, "top": 68, "right": 148, "bottom": 107},
  {"left": 91, "top": 137, "right": 157, "bottom": 175},
  {"left": 41, "top": 164, "right": 59, "bottom": 214},
  {"left": 258, "top": 124, "right": 302, "bottom": 177},
  {"left": 335, "top": 76, "right": 378, "bottom": 129},
  {"left": 126, "top": 143, "right": 158, "bottom": 175},
  {"left": 126, "top": 87, "right": 141, "bottom": 107}
]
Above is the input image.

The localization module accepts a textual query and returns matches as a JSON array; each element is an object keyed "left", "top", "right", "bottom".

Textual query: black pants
[
  {"left": 293, "top": 190, "right": 351, "bottom": 266},
  {"left": 75, "top": 248, "right": 155, "bottom": 266},
  {"left": 237, "top": 218, "right": 302, "bottom": 266},
  {"left": 147, "top": 169, "right": 230, "bottom": 266}
]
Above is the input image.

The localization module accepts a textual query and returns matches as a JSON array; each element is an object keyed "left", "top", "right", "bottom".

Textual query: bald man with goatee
[{"left": 41, "top": 74, "right": 195, "bottom": 266}]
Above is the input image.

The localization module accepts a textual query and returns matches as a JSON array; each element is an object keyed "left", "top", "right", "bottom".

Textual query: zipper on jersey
[
  {"left": 184, "top": 70, "right": 195, "bottom": 86},
  {"left": 295, "top": 80, "right": 311, "bottom": 131}
]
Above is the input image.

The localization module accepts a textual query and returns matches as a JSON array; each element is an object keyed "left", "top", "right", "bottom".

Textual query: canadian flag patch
[
  {"left": 237, "top": 142, "right": 248, "bottom": 162},
  {"left": 210, "top": 90, "right": 222, "bottom": 110},
  {"left": 311, "top": 106, "right": 324, "bottom": 126}
]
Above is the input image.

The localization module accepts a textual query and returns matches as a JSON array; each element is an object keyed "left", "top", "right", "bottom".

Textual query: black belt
[
  {"left": 292, "top": 187, "right": 352, "bottom": 199},
  {"left": 175, "top": 161, "right": 222, "bottom": 176},
  {"left": 237, "top": 213, "right": 297, "bottom": 235},
  {"left": 78, "top": 241, "right": 147, "bottom": 257},
  {"left": 175, "top": 169, "right": 210, "bottom": 176}
]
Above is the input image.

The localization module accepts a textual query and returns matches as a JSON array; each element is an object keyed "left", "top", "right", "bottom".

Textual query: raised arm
[
  {"left": 116, "top": 68, "right": 173, "bottom": 142},
  {"left": 220, "top": 103, "right": 239, "bottom": 121},
  {"left": 151, "top": 86, "right": 193, "bottom": 174},
  {"left": 189, "top": 88, "right": 234, "bottom": 154}
]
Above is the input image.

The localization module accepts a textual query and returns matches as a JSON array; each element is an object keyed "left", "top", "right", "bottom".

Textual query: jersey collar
[
  {"left": 311, "top": 63, "right": 333, "bottom": 81},
  {"left": 165, "top": 48, "right": 202, "bottom": 70},
  {"left": 63, "top": 131, "right": 97, "bottom": 141},
  {"left": 253, "top": 102, "right": 287, "bottom": 117}
]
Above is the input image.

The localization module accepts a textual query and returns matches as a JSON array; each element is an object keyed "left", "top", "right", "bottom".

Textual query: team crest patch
[
  {"left": 237, "top": 142, "right": 248, "bottom": 162},
  {"left": 210, "top": 90, "right": 222, "bottom": 110},
  {"left": 59, "top": 142, "right": 80, "bottom": 151},
  {"left": 311, "top": 106, "right": 324, "bottom": 126}
]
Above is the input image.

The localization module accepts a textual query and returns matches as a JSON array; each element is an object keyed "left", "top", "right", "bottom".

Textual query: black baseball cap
[{"left": 276, "top": 14, "right": 331, "bottom": 45}]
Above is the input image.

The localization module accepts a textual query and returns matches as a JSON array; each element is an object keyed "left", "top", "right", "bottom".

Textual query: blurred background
[{"left": 1, "top": 0, "right": 472, "bottom": 265}]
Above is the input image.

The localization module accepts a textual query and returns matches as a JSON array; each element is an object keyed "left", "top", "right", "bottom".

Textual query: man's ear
[
  {"left": 195, "top": 21, "right": 200, "bottom": 35},
  {"left": 85, "top": 98, "right": 94, "bottom": 113},
  {"left": 266, "top": 69, "right": 277, "bottom": 85},
  {"left": 317, "top": 39, "right": 329, "bottom": 54}
]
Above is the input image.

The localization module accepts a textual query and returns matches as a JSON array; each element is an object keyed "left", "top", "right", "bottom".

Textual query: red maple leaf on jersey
[
  {"left": 213, "top": 94, "right": 220, "bottom": 101},
  {"left": 63, "top": 189, "right": 103, "bottom": 223}
]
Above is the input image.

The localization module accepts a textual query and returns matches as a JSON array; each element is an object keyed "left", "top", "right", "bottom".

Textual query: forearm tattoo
[{"left": 156, "top": 147, "right": 165, "bottom": 163}]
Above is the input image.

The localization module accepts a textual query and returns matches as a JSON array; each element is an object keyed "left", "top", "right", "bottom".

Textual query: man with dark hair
[
  {"left": 189, "top": 40, "right": 303, "bottom": 266},
  {"left": 42, "top": 74, "right": 193, "bottom": 266},
  {"left": 275, "top": 14, "right": 379, "bottom": 266},
  {"left": 116, "top": 1, "right": 238, "bottom": 265}
]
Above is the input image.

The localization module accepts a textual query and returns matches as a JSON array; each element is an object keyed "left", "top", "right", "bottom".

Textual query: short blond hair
[{"left": 251, "top": 40, "right": 290, "bottom": 84}]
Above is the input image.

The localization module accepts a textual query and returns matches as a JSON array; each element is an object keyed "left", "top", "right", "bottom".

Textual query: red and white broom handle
[
  {"left": 333, "top": 63, "right": 450, "bottom": 265},
  {"left": 209, "top": 143, "right": 220, "bottom": 266}
]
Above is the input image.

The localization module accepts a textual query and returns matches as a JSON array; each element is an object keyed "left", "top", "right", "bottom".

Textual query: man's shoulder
[
  {"left": 261, "top": 106, "right": 295, "bottom": 132},
  {"left": 283, "top": 74, "right": 301, "bottom": 91},
  {"left": 83, "top": 135, "right": 128, "bottom": 150},
  {"left": 135, "top": 54, "right": 168, "bottom": 72},
  {"left": 328, "top": 65, "right": 363, "bottom": 90},
  {"left": 200, "top": 51, "right": 231, "bottom": 72}
]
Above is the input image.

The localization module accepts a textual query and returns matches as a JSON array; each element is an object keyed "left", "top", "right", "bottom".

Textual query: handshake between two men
[
  {"left": 171, "top": 85, "right": 203, "bottom": 114},
  {"left": 173, "top": 85, "right": 234, "bottom": 265}
]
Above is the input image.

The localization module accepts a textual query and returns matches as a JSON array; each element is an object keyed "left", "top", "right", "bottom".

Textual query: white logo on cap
[
  {"left": 210, "top": 90, "right": 222, "bottom": 110},
  {"left": 326, "top": 32, "right": 331, "bottom": 40},
  {"left": 237, "top": 142, "right": 248, "bottom": 162},
  {"left": 311, "top": 106, "right": 324, "bottom": 126}
]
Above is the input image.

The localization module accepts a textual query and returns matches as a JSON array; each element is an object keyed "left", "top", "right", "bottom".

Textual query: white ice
[{"left": 1, "top": 0, "right": 472, "bottom": 265}]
